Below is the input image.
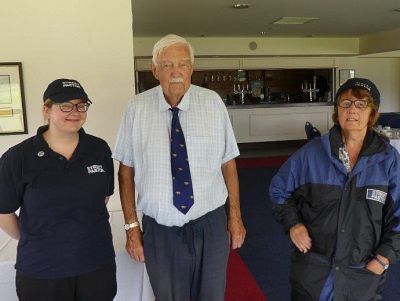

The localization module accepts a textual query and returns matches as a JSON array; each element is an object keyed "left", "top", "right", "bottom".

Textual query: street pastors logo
[
  {"left": 366, "top": 189, "right": 387, "bottom": 204},
  {"left": 355, "top": 81, "right": 372, "bottom": 92},
  {"left": 87, "top": 164, "right": 105, "bottom": 174},
  {"left": 62, "top": 81, "right": 81, "bottom": 89}
]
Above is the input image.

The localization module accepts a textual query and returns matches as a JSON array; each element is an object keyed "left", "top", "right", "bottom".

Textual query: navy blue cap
[
  {"left": 335, "top": 78, "right": 380, "bottom": 107},
  {"left": 43, "top": 79, "right": 91, "bottom": 103}
]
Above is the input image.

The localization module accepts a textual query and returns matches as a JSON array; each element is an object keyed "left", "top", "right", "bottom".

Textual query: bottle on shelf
[
  {"left": 202, "top": 74, "right": 209, "bottom": 88},
  {"left": 233, "top": 84, "right": 240, "bottom": 105},
  {"left": 245, "top": 84, "right": 252, "bottom": 103},
  {"left": 259, "top": 87, "right": 265, "bottom": 103}
]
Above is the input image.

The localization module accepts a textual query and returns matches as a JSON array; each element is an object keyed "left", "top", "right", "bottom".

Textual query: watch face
[{"left": 124, "top": 224, "right": 130, "bottom": 230}]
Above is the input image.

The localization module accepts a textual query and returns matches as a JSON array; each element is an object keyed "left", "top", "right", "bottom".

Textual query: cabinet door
[
  {"left": 194, "top": 57, "right": 241, "bottom": 70},
  {"left": 242, "top": 57, "right": 335, "bottom": 69},
  {"left": 228, "top": 106, "right": 333, "bottom": 143},
  {"left": 135, "top": 58, "right": 153, "bottom": 71},
  {"left": 135, "top": 57, "right": 241, "bottom": 71}
]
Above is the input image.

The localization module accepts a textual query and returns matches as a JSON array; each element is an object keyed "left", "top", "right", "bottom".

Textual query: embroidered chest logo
[
  {"left": 366, "top": 189, "right": 387, "bottom": 204},
  {"left": 87, "top": 165, "right": 105, "bottom": 174}
]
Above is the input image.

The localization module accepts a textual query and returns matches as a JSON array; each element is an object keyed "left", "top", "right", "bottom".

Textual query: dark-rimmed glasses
[
  {"left": 338, "top": 99, "right": 369, "bottom": 109},
  {"left": 58, "top": 102, "right": 90, "bottom": 112}
]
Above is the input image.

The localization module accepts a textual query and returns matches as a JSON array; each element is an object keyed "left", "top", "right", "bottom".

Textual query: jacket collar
[{"left": 329, "top": 125, "right": 388, "bottom": 159}]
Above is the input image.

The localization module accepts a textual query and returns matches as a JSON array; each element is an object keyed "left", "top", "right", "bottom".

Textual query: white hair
[{"left": 152, "top": 34, "right": 194, "bottom": 66}]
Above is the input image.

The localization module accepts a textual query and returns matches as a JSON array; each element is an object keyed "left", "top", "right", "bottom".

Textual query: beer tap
[
  {"left": 240, "top": 84, "right": 245, "bottom": 104},
  {"left": 302, "top": 78, "right": 319, "bottom": 102}
]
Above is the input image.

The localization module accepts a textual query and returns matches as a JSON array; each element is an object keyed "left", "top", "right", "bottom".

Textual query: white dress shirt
[{"left": 113, "top": 85, "right": 240, "bottom": 226}]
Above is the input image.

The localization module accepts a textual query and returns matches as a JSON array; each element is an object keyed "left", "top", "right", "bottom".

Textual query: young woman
[{"left": 0, "top": 79, "right": 116, "bottom": 301}]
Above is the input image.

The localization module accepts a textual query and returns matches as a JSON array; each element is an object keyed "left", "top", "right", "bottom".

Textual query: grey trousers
[{"left": 143, "top": 206, "right": 230, "bottom": 301}]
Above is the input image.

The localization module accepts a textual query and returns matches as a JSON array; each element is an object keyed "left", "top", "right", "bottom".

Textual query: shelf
[{"left": 136, "top": 67, "right": 334, "bottom": 103}]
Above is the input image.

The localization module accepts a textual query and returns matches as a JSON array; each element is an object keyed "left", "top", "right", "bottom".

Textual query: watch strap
[
  {"left": 124, "top": 221, "right": 139, "bottom": 230},
  {"left": 373, "top": 256, "right": 389, "bottom": 270}
]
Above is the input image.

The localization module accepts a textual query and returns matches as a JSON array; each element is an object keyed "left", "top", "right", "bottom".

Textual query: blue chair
[
  {"left": 387, "top": 115, "right": 400, "bottom": 128},
  {"left": 378, "top": 112, "right": 400, "bottom": 128},
  {"left": 305, "top": 121, "right": 321, "bottom": 140}
]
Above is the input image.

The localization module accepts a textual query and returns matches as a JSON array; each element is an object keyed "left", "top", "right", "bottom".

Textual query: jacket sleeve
[
  {"left": 376, "top": 149, "right": 400, "bottom": 263},
  {"left": 269, "top": 152, "right": 305, "bottom": 232}
]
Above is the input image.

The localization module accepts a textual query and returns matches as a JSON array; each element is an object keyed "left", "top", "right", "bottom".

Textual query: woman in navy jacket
[
  {"left": 0, "top": 79, "right": 116, "bottom": 301},
  {"left": 270, "top": 78, "right": 400, "bottom": 301}
]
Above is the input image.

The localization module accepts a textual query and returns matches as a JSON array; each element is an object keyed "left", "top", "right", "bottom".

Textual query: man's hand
[
  {"left": 126, "top": 227, "right": 145, "bottom": 262},
  {"left": 289, "top": 223, "right": 312, "bottom": 253},
  {"left": 228, "top": 216, "right": 246, "bottom": 249}
]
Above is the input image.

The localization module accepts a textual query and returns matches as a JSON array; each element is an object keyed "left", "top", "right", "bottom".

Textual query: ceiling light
[
  {"left": 273, "top": 17, "right": 319, "bottom": 25},
  {"left": 232, "top": 3, "right": 250, "bottom": 9}
]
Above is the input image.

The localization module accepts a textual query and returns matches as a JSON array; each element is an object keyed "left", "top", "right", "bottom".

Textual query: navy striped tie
[{"left": 170, "top": 107, "right": 194, "bottom": 214}]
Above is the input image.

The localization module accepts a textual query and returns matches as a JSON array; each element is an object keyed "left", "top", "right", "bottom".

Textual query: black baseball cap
[
  {"left": 335, "top": 78, "right": 380, "bottom": 107},
  {"left": 43, "top": 79, "right": 91, "bottom": 103}
]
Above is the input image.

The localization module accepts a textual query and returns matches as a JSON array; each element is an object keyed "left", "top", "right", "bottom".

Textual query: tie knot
[
  {"left": 170, "top": 107, "right": 179, "bottom": 116},
  {"left": 169, "top": 107, "right": 179, "bottom": 118}
]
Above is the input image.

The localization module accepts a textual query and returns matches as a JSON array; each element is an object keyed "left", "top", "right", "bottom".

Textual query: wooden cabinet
[
  {"left": 134, "top": 57, "right": 241, "bottom": 71},
  {"left": 135, "top": 56, "right": 337, "bottom": 71},
  {"left": 241, "top": 57, "right": 336, "bottom": 69},
  {"left": 135, "top": 58, "right": 152, "bottom": 71},
  {"left": 194, "top": 57, "right": 241, "bottom": 70}
]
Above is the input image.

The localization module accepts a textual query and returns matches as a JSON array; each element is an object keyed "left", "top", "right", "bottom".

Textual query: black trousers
[
  {"left": 143, "top": 206, "right": 230, "bottom": 301},
  {"left": 15, "top": 261, "right": 117, "bottom": 301}
]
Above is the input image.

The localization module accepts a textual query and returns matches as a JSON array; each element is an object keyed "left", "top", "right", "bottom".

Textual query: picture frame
[
  {"left": 339, "top": 69, "right": 355, "bottom": 86},
  {"left": 0, "top": 62, "right": 27, "bottom": 135}
]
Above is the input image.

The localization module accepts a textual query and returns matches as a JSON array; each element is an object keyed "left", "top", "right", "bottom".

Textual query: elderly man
[{"left": 113, "top": 34, "right": 246, "bottom": 301}]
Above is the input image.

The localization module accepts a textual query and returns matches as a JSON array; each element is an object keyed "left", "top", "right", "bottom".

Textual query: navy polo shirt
[{"left": 0, "top": 126, "right": 115, "bottom": 279}]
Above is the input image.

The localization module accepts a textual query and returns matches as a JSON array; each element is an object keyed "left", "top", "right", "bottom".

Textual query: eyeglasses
[
  {"left": 58, "top": 102, "right": 90, "bottom": 112},
  {"left": 338, "top": 99, "right": 369, "bottom": 109},
  {"left": 159, "top": 60, "right": 192, "bottom": 71}
]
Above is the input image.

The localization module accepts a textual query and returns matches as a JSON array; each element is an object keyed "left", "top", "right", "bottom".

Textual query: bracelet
[{"left": 373, "top": 256, "right": 389, "bottom": 270}]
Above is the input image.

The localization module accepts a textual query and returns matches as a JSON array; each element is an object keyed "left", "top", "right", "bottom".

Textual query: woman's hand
[
  {"left": 366, "top": 255, "right": 389, "bottom": 275},
  {"left": 289, "top": 223, "right": 312, "bottom": 253}
]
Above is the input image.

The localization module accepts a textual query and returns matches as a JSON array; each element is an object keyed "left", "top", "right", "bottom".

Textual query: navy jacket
[{"left": 270, "top": 126, "right": 400, "bottom": 300}]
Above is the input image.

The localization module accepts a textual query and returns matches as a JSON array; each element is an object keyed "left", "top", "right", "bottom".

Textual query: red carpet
[
  {"left": 225, "top": 250, "right": 267, "bottom": 301},
  {"left": 236, "top": 156, "right": 288, "bottom": 169},
  {"left": 223, "top": 156, "right": 288, "bottom": 301}
]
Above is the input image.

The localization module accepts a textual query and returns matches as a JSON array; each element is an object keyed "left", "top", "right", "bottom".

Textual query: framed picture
[
  {"left": 339, "top": 69, "right": 355, "bottom": 86},
  {"left": 0, "top": 62, "right": 27, "bottom": 135}
]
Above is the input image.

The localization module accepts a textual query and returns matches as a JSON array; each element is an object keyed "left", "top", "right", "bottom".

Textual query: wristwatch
[
  {"left": 374, "top": 256, "right": 389, "bottom": 270},
  {"left": 124, "top": 221, "right": 139, "bottom": 231}
]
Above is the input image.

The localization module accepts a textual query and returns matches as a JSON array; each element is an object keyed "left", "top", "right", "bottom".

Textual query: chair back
[{"left": 305, "top": 121, "right": 321, "bottom": 140}]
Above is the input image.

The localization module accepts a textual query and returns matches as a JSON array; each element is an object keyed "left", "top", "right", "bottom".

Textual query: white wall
[
  {"left": 335, "top": 57, "right": 400, "bottom": 112},
  {"left": 360, "top": 28, "right": 400, "bottom": 55},
  {"left": 0, "top": 0, "right": 134, "bottom": 260}
]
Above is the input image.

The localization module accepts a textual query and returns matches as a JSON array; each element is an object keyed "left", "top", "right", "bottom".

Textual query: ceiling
[{"left": 132, "top": 0, "right": 400, "bottom": 38}]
